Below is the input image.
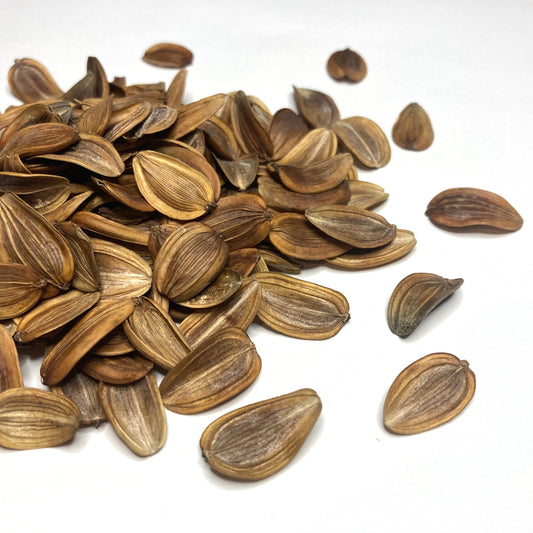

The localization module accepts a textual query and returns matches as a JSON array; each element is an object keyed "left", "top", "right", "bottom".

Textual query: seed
[
  {"left": 425, "top": 187, "right": 523, "bottom": 232},
  {"left": 392, "top": 103, "right": 434, "bottom": 151},
  {"left": 327, "top": 48, "right": 367, "bottom": 83},
  {"left": 99, "top": 373, "right": 166, "bottom": 457},
  {"left": 83, "top": 353, "right": 154, "bottom": 385},
  {"left": 160, "top": 327, "right": 261, "bottom": 414},
  {"left": 0, "top": 324, "right": 23, "bottom": 392},
  {"left": 387, "top": 273, "right": 463, "bottom": 338},
  {"left": 0, "top": 388, "right": 80, "bottom": 450},
  {"left": 383, "top": 353, "right": 475, "bottom": 435},
  {"left": 293, "top": 87, "right": 341, "bottom": 129},
  {"left": 200, "top": 388, "right": 322, "bottom": 481},
  {"left": 8, "top": 58, "right": 63, "bottom": 103},
  {"left": 142, "top": 43, "right": 193, "bottom": 68}
]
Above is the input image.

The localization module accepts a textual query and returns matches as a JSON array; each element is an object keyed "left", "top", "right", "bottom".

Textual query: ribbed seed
[
  {"left": 200, "top": 388, "right": 322, "bottom": 481},
  {"left": 0, "top": 324, "right": 23, "bottom": 392},
  {"left": 83, "top": 353, "right": 153, "bottom": 385}
]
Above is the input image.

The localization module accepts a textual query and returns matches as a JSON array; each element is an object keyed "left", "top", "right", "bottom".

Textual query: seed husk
[
  {"left": 327, "top": 229, "right": 416, "bottom": 270},
  {"left": 425, "top": 187, "right": 523, "bottom": 232},
  {"left": 160, "top": 327, "right": 261, "bottom": 414},
  {"left": 305, "top": 205, "right": 396, "bottom": 248},
  {"left": 293, "top": 87, "right": 340, "bottom": 129},
  {"left": 332, "top": 117, "right": 391, "bottom": 168},
  {"left": 0, "top": 263, "right": 46, "bottom": 320},
  {"left": 254, "top": 272, "right": 349, "bottom": 339},
  {"left": 153, "top": 221, "right": 228, "bottom": 303},
  {"left": 15, "top": 289, "right": 100, "bottom": 343},
  {"left": 0, "top": 192, "right": 74, "bottom": 289},
  {"left": 269, "top": 212, "right": 352, "bottom": 260},
  {"left": 83, "top": 353, "right": 153, "bottom": 385},
  {"left": 215, "top": 154, "right": 258, "bottom": 192},
  {"left": 99, "top": 372, "right": 166, "bottom": 457},
  {"left": 392, "top": 103, "right": 434, "bottom": 151},
  {"left": 123, "top": 296, "right": 191, "bottom": 370},
  {"left": 227, "top": 248, "right": 261, "bottom": 278},
  {"left": 327, "top": 48, "right": 367, "bottom": 83},
  {"left": 8, "top": 58, "right": 63, "bottom": 103},
  {"left": 383, "top": 353, "right": 475, "bottom": 435},
  {"left": 40, "top": 298, "right": 136, "bottom": 385},
  {"left": 143, "top": 43, "right": 193, "bottom": 68},
  {"left": 387, "top": 273, "right": 463, "bottom": 338},
  {"left": 347, "top": 180, "right": 389, "bottom": 210},
  {"left": 269, "top": 108, "right": 309, "bottom": 160},
  {"left": 0, "top": 387, "right": 80, "bottom": 449},
  {"left": 0, "top": 324, "right": 23, "bottom": 392},
  {"left": 275, "top": 127, "right": 337, "bottom": 167},
  {"left": 51, "top": 371, "right": 106, "bottom": 427},
  {"left": 200, "top": 388, "right": 322, "bottom": 481}
]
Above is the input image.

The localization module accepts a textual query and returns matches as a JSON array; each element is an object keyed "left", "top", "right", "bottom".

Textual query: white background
[{"left": 1, "top": 1, "right": 532, "bottom": 532}]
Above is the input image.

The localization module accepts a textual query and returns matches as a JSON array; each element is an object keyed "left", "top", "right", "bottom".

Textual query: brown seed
[
  {"left": 51, "top": 371, "right": 106, "bottom": 427},
  {"left": 332, "top": 117, "right": 391, "bottom": 168},
  {"left": 160, "top": 327, "right": 261, "bottom": 414},
  {"left": 254, "top": 272, "right": 349, "bottom": 339},
  {"left": 425, "top": 187, "right": 523, "bottom": 233},
  {"left": 269, "top": 108, "right": 309, "bottom": 160},
  {"left": 327, "top": 48, "right": 367, "bottom": 83},
  {"left": 200, "top": 388, "right": 322, "bottom": 481},
  {"left": 83, "top": 353, "right": 153, "bottom": 385},
  {"left": 293, "top": 87, "right": 340, "bottom": 129},
  {"left": 0, "top": 387, "right": 80, "bottom": 449},
  {"left": 383, "top": 353, "right": 475, "bottom": 435},
  {"left": 0, "top": 324, "right": 23, "bottom": 392},
  {"left": 99, "top": 373, "right": 166, "bottom": 456},
  {"left": 40, "top": 298, "right": 136, "bottom": 385},
  {"left": 143, "top": 43, "right": 193, "bottom": 68},
  {"left": 327, "top": 229, "right": 416, "bottom": 270},
  {"left": 8, "top": 58, "right": 63, "bottom": 103},
  {"left": 347, "top": 180, "right": 389, "bottom": 210},
  {"left": 276, "top": 127, "right": 337, "bottom": 168},
  {"left": 154, "top": 222, "right": 228, "bottom": 303},
  {"left": 123, "top": 297, "right": 191, "bottom": 370},
  {"left": 215, "top": 154, "right": 258, "bottom": 192},
  {"left": 305, "top": 205, "right": 396, "bottom": 249},
  {"left": 387, "top": 273, "right": 463, "bottom": 338},
  {"left": 392, "top": 103, "right": 434, "bottom": 151}
]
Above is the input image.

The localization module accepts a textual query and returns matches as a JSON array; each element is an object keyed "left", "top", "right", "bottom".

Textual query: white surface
[{"left": 1, "top": 1, "right": 532, "bottom": 532}]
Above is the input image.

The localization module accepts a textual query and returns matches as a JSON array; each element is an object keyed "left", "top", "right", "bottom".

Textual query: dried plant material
[
  {"left": 154, "top": 222, "right": 228, "bottom": 303},
  {"left": 227, "top": 248, "right": 261, "bottom": 278},
  {"left": 15, "top": 290, "right": 100, "bottom": 343},
  {"left": 258, "top": 176, "right": 350, "bottom": 214},
  {"left": 293, "top": 87, "right": 340, "bottom": 129},
  {"left": 178, "top": 269, "right": 242, "bottom": 309},
  {"left": 276, "top": 128, "right": 337, "bottom": 168},
  {"left": 92, "top": 176, "right": 154, "bottom": 213},
  {"left": 62, "top": 71, "right": 98, "bottom": 102},
  {"left": 347, "top": 180, "right": 389, "bottom": 209},
  {"left": 104, "top": 100, "right": 152, "bottom": 142},
  {"left": 269, "top": 108, "right": 309, "bottom": 160},
  {"left": 160, "top": 328, "right": 261, "bottom": 414},
  {"left": 86, "top": 56, "right": 109, "bottom": 99},
  {"left": 269, "top": 212, "right": 352, "bottom": 260},
  {"left": 166, "top": 69, "right": 188, "bottom": 109},
  {"left": 0, "top": 325, "right": 23, "bottom": 392},
  {"left": 333, "top": 117, "right": 391, "bottom": 168},
  {"left": 179, "top": 277, "right": 261, "bottom": 348},
  {"left": 123, "top": 297, "right": 190, "bottom": 370},
  {"left": 77, "top": 97, "right": 113, "bottom": 135},
  {"left": 202, "top": 194, "right": 272, "bottom": 250},
  {"left": 200, "top": 388, "right": 321, "bottom": 480},
  {"left": 0, "top": 388, "right": 80, "bottom": 449},
  {"left": 55, "top": 221, "right": 101, "bottom": 292},
  {"left": 133, "top": 150, "right": 217, "bottom": 220},
  {"left": 92, "top": 239, "right": 152, "bottom": 300},
  {"left": 8, "top": 58, "right": 63, "bottom": 103},
  {"left": 143, "top": 43, "right": 193, "bottom": 68},
  {"left": 83, "top": 353, "right": 153, "bottom": 384},
  {"left": 305, "top": 205, "right": 396, "bottom": 248},
  {"left": 383, "top": 353, "right": 475, "bottom": 435},
  {"left": 168, "top": 93, "right": 226, "bottom": 139},
  {"left": 215, "top": 154, "right": 258, "bottom": 191},
  {"left": 425, "top": 187, "right": 523, "bottom": 233},
  {"left": 259, "top": 248, "right": 302, "bottom": 274},
  {"left": 231, "top": 91, "right": 273, "bottom": 159},
  {"left": 70, "top": 211, "right": 149, "bottom": 246},
  {"left": 327, "top": 48, "right": 367, "bottom": 82},
  {"left": 52, "top": 371, "right": 106, "bottom": 427},
  {"left": 44, "top": 190, "right": 93, "bottom": 223},
  {"left": 0, "top": 263, "right": 45, "bottom": 319},
  {"left": 40, "top": 298, "right": 136, "bottom": 385},
  {"left": 199, "top": 116, "right": 241, "bottom": 160},
  {"left": 392, "top": 103, "right": 434, "bottom": 151},
  {"left": 99, "top": 373, "right": 166, "bottom": 456},
  {"left": 254, "top": 273, "right": 349, "bottom": 339},
  {"left": 274, "top": 153, "right": 352, "bottom": 194},
  {"left": 93, "top": 327, "right": 135, "bottom": 357},
  {"left": 147, "top": 221, "right": 181, "bottom": 258},
  {"left": 387, "top": 273, "right": 463, "bottom": 338},
  {"left": 37, "top": 132, "right": 125, "bottom": 177},
  {"left": 0, "top": 193, "right": 74, "bottom": 289},
  {"left": 327, "top": 229, "right": 416, "bottom": 270}
]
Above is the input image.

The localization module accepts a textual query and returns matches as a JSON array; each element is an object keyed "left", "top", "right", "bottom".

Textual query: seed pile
[{"left": 0, "top": 47, "right": 524, "bottom": 479}]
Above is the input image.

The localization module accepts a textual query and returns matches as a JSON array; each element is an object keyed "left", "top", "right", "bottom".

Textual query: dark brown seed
[
  {"left": 327, "top": 48, "right": 367, "bottom": 82},
  {"left": 392, "top": 103, "right": 434, "bottom": 151},
  {"left": 143, "top": 43, "right": 193, "bottom": 68}
]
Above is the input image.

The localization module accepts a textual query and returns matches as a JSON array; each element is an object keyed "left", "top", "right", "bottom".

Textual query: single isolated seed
[
  {"left": 392, "top": 103, "right": 434, "bottom": 151},
  {"left": 327, "top": 48, "right": 367, "bottom": 82},
  {"left": 142, "top": 43, "right": 193, "bottom": 68},
  {"left": 383, "top": 352, "right": 476, "bottom": 435}
]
